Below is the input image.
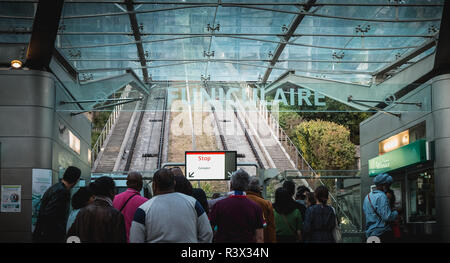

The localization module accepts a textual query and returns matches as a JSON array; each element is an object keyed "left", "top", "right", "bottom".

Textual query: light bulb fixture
[{"left": 11, "top": 60, "right": 23, "bottom": 69}]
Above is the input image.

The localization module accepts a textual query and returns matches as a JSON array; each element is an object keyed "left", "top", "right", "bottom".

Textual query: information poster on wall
[
  {"left": 32, "top": 169, "right": 52, "bottom": 232},
  {"left": 185, "top": 151, "right": 237, "bottom": 180},
  {"left": 1, "top": 185, "right": 21, "bottom": 212}
]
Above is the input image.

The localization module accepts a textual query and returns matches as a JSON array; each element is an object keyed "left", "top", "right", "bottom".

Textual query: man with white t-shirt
[{"left": 129, "top": 168, "right": 213, "bottom": 243}]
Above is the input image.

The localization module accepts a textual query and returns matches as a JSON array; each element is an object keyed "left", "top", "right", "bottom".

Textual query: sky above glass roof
[{"left": 0, "top": 0, "right": 444, "bottom": 85}]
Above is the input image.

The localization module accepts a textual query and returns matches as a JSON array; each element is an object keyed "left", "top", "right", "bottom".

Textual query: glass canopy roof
[{"left": 0, "top": 0, "right": 444, "bottom": 85}]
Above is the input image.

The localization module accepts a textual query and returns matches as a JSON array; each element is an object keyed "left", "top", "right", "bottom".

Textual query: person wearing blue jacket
[{"left": 363, "top": 173, "right": 398, "bottom": 243}]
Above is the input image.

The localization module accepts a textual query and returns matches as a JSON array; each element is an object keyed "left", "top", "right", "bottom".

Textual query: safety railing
[
  {"left": 264, "top": 170, "right": 364, "bottom": 242},
  {"left": 252, "top": 91, "right": 362, "bottom": 233},
  {"left": 91, "top": 88, "right": 130, "bottom": 167},
  {"left": 255, "top": 98, "right": 312, "bottom": 173}
]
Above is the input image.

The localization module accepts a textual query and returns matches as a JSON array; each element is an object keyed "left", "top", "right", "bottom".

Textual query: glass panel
[
  {"left": 0, "top": 32, "right": 31, "bottom": 44},
  {"left": 2, "top": 0, "right": 443, "bottom": 84},
  {"left": 136, "top": 6, "right": 216, "bottom": 34},
  {"left": 149, "top": 62, "right": 205, "bottom": 81},
  {"left": 0, "top": 2, "right": 36, "bottom": 17},
  {"left": 211, "top": 37, "right": 278, "bottom": 60},
  {"left": 216, "top": 6, "right": 295, "bottom": 35},
  {"left": 0, "top": 2, "right": 35, "bottom": 46},
  {"left": 143, "top": 37, "right": 209, "bottom": 60},
  {"left": 207, "top": 61, "right": 266, "bottom": 81}
]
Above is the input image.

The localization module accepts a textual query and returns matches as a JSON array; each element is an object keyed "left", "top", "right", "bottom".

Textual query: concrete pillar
[
  {"left": 432, "top": 73, "right": 450, "bottom": 242},
  {"left": 0, "top": 70, "right": 55, "bottom": 242}
]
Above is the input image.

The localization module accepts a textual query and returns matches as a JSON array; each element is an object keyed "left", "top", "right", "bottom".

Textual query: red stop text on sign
[{"left": 198, "top": 156, "right": 211, "bottom": 161}]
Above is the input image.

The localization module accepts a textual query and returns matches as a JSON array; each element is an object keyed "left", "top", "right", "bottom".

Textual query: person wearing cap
[
  {"left": 32, "top": 166, "right": 81, "bottom": 243},
  {"left": 112, "top": 171, "right": 148, "bottom": 242},
  {"left": 363, "top": 173, "right": 398, "bottom": 243}
]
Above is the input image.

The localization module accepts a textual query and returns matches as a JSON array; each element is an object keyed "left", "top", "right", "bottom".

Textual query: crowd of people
[{"left": 32, "top": 166, "right": 341, "bottom": 243}]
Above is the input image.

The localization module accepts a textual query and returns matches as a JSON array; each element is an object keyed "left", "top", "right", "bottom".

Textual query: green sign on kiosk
[{"left": 368, "top": 139, "right": 430, "bottom": 177}]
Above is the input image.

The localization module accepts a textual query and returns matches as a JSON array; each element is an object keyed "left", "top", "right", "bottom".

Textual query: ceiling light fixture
[{"left": 11, "top": 60, "right": 23, "bottom": 69}]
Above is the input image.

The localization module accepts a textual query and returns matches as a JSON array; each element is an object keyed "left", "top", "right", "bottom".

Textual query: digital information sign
[{"left": 185, "top": 151, "right": 237, "bottom": 180}]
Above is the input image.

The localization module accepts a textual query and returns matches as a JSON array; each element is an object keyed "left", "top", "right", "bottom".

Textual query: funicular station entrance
[{"left": 0, "top": 0, "right": 450, "bottom": 243}]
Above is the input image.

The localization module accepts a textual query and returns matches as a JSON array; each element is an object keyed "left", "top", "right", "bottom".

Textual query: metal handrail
[
  {"left": 256, "top": 99, "right": 314, "bottom": 175},
  {"left": 255, "top": 97, "right": 361, "bottom": 230},
  {"left": 91, "top": 88, "right": 130, "bottom": 166}
]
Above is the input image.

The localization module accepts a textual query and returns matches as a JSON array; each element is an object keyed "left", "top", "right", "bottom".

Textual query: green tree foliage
[
  {"left": 295, "top": 97, "right": 373, "bottom": 145},
  {"left": 271, "top": 94, "right": 372, "bottom": 145},
  {"left": 294, "top": 119, "right": 356, "bottom": 171},
  {"left": 91, "top": 111, "right": 111, "bottom": 147},
  {"left": 278, "top": 109, "right": 303, "bottom": 138}
]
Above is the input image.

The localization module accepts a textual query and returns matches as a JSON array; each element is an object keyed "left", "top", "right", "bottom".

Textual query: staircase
[
  {"left": 265, "top": 145, "right": 295, "bottom": 171},
  {"left": 93, "top": 107, "right": 136, "bottom": 173},
  {"left": 91, "top": 86, "right": 139, "bottom": 173},
  {"left": 232, "top": 90, "right": 300, "bottom": 174}
]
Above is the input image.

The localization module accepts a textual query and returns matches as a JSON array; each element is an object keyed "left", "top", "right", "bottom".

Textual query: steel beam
[
  {"left": 2, "top": 1, "right": 443, "bottom": 7},
  {"left": 125, "top": 0, "right": 150, "bottom": 84},
  {"left": 68, "top": 58, "right": 406, "bottom": 64},
  {"left": 434, "top": 0, "right": 450, "bottom": 75},
  {"left": 58, "top": 34, "right": 424, "bottom": 51},
  {"left": 75, "top": 61, "right": 373, "bottom": 75},
  {"left": 4, "top": 29, "right": 435, "bottom": 39},
  {"left": 70, "top": 97, "right": 143, "bottom": 116},
  {"left": 24, "top": 0, "right": 64, "bottom": 70},
  {"left": 261, "top": 0, "right": 316, "bottom": 83},
  {"left": 54, "top": 32, "right": 437, "bottom": 38}
]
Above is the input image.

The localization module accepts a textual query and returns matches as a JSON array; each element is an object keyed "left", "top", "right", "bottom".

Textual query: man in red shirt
[
  {"left": 209, "top": 169, "right": 264, "bottom": 243},
  {"left": 112, "top": 172, "right": 148, "bottom": 242}
]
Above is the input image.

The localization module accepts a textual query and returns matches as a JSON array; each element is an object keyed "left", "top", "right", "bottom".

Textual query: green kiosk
[{"left": 368, "top": 139, "right": 436, "bottom": 242}]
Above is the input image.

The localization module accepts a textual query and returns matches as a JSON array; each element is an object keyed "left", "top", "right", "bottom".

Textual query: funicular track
[
  {"left": 125, "top": 85, "right": 168, "bottom": 172},
  {"left": 207, "top": 85, "right": 266, "bottom": 170}
]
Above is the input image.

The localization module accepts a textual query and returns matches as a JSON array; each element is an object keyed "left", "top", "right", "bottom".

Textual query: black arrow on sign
[{"left": 188, "top": 172, "right": 194, "bottom": 178}]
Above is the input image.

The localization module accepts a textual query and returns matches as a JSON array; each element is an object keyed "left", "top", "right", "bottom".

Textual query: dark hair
[
  {"left": 71, "top": 187, "right": 94, "bottom": 209},
  {"left": 153, "top": 168, "right": 175, "bottom": 191},
  {"left": 170, "top": 167, "right": 184, "bottom": 177},
  {"left": 385, "top": 189, "right": 396, "bottom": 208},
  {"left": 315, "top": 185, "right": 329, "bottom": 205},
  {"left": 296, "top": 185, "right": 310, "bottom": 200},
  {"left": 126, "top": 171, "right": 143, "bottom": 191},
  {"left": 282, "top": 180, "right": 295, "bottom": 197},
  {"left": 63, "top": 166, "right": 81, "bottom": 184},
  {"left": 89, "top": 176, "right": 116, "bottom": 199},
  {"left": 192, "top": 188, "right": 209, "bottom": 214},
  {"left": 273, "top": 187, "right": 297, "bottom": 215},
  {"left": 306, "top": 192, "right": 316, "bottom": 206},
  {"left": 174, "top": 174, "right": 193, "bottom": 196}
]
